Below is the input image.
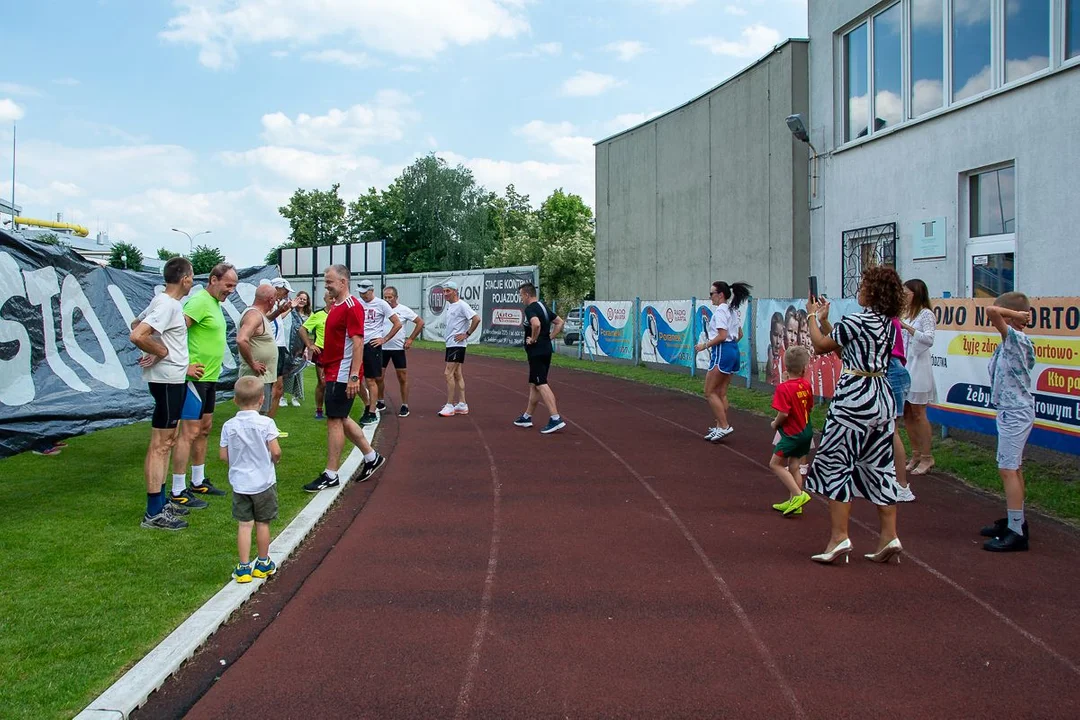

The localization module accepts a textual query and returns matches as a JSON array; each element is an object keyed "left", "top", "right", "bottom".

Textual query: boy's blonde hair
[
  {"left": 784, "top": 345, "right": 810, "bottom": 377},
  {"left": 234, "top": 376, "right": 265, "bottom": 409},
  {"left": 994, "top": 291, "right": 1030, "bottom": 314}
]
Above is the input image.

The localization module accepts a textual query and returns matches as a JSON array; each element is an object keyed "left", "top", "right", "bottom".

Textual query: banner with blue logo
[
  {"left": 694, "top": 301, "right": 752, "bottom": 380},
  {"left": 583, "top": 301, "right": 635, "bottom": 359},
  {"left": 640, "top": 301, "right": 694, "bottom": 367}
]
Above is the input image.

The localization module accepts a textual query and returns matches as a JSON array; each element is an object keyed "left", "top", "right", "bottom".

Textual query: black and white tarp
[{"left": 0, "top": 230, "right": 294, "bottom": 457}]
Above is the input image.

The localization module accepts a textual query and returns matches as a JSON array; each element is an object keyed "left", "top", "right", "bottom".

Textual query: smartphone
[{"left": 808, "top": 275, "right": 819, "bottom": 301}]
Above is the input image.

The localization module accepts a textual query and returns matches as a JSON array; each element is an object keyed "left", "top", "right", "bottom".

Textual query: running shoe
[
  {"left": 771, "top": 499, "right": 790, "bottom": 512},
  {"left": 32, "top": 446, "right": 62, "bottom": 456},
  {"left": 55, "top": 441, "right": 69, "bottom": 447},
  {"left": 711, "top": 426, "right": 734, "bottom": 442},
  {"left": 278, "top": 397, "right": 287, "bottom": 407},
  {"left": 454, "top": 402, "right": 469, "bottom": 415},
  {"left": 253, "top": 557, "right": 277, "bottom": 578},
  {"left": 303, "top": 472, "right": 340, "bottom": 493},
  {"left": 438, "top": 403, "right": 456, "bottom": 417},
  {"left": 514, "top": 414, "right": 534, "bottom": 428},
  {"left": 980, "top": 518, "right": 1029, "bottom": 539},
  {"left": 290, "top": 397, "right": 301, "bottom": 407},
  {"left": 704, "top": 428, "right": 720, "bottom": 442},
  {"left": 399, "top": 405, "right": 410, "bottom": 417},
  {"left": 189, "top": 479, "right": 227, "bottom": 497},
  {"left": 360, "top": 411, "right": 378, "bottom": 426},
  {"left": 540, "top": 417, "right": 566, "bottom": 434},
  {"left": 141, "top": 511, "right": 188, "bottom": 531},
  {"left": 783, "top": 492, "right": 811, "bottom": 516},
  {"left": 166, "top": 500, "right": 191, "bottom": 516},
  {"left": 376, "top": 400, "right": 387, "bottom": 412},
  {"left": 169, "top": 489, "right": 209, "bottom": 509},
  {"left": 983, "top": 529, "right": 1029, "bottom": 552},
  {"left": 233, "top": 562, "right": 253, "bottom": 584},
  {"left": 358, "top": 453, "right": 386, "bottom": 482},
  {"left": 896, "top": 485, "right": 916, "bottom": 503},
  {"left": 315, "top": 410, "right": 325, "bottom": 420}
]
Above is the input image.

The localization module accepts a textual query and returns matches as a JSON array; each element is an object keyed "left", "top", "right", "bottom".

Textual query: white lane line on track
[
  {"left": 548, "top": 373, "right": 1080, "bottom": 678},
  {"left": 471, "top": 372, "right": 807, "bottom": 719}
]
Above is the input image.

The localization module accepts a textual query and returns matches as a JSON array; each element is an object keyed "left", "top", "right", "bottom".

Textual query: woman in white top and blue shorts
[{"left": 695, "top": 281, "right": 752, "bottom": 442}]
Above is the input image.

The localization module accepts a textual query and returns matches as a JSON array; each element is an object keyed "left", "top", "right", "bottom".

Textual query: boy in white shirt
[{"left": 220, "top": 376, "right": 282, "bottom": 582}]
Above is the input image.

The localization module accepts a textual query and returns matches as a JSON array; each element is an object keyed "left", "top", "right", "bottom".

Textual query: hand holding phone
[{"left": 808, "top": 275, "right": 819, "bottom": 302}]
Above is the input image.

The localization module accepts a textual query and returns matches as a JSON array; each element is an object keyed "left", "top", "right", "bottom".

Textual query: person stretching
[
  {"left": 437, "top": 281, "right": 480, "bottom": 417},
  {"left": 694, "top": 280, "right": 752, "bottom": 441}
]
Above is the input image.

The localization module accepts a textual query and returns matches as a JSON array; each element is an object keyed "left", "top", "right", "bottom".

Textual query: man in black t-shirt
[{"left": 513, "top": 282, "right": 566, "bottom": 434}]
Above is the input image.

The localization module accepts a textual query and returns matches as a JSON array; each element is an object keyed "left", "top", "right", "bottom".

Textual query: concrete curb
[{"left": 74, "top": 419, "right": 379, "bottom": 720}]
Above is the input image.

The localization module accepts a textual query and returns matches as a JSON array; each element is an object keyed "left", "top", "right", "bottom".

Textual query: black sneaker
[
  {"left": 170, "top": 489, "right": 209, "bottom": 509},
  {"left": 399, "top": 404, "right": 410, "bottom": 417},
  {"left": 513, "top": 414, "right": 533, "bottom": 428},
  {"left": 376, "top": 400, "right": 387, "bottom": 412},
  {"left": 166, "top": 500, "right": 191, "bottom": 516},
  {"left": 303, "top": 472, "right": 340, "bottom": 493},
  {"left": 358, "top": 453, "right": 386, "bottom": 482},
  {"left": 983, "top": 529, "right": 1029, "bottom": 552},
  {"left": 360, "top": 411, "right": 378, "bottom": 426},
  {"left": 189, "top": 479, "right": 227, "bottom": 496},
  {"left": 980, "top": 518, "right": 1030, "bottom": 539},
  {"left": 141, "top": 510, "right": 188, "bottom": 531}
]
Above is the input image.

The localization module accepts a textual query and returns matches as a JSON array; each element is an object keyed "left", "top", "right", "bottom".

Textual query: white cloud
[
  {"left": 693, "top": 24, "right": 781, "bottom": 59},
  {"left": 439, "top": 151, "right": 594, "bottom": 208},
  {"left": 508, "top": 41, "right": 562, "bottom": 58},
  {"left": 646, "top": 0, "right": 697, "bottom": 9},
  {"left": 302, "top": 48, "right": 375, "bottom": 68},
  {"left": 0, "top": 98, "right": 24, "bottom": 122},
  {"left": 605, "top": 40, "right": 648, "bottom": 62},
  {"left": 52, "top": 77, "right": 80, "bottom": 86},
  {"left": 0, "top": 82, "right": 41, "bottom": 97},
  {"left": 220, "top": 146, "right": 395, "bottom": 188},
  {"left": 606, "top": 110, "right": 662, "bottom": 132},
  {"left": 912, "top": 79, "right": 943, "bottom": 116},
  {"left": 560, "top": 70, "right": 624, "bottom": 97},
  {"left": 161, "top": 0, "right": 530, "bottom": 68},
  {"left": 257, "top": 90, "right": 418, "bottom": 152},
  {"left": 724, "top": 5, "right": 747, "bottom": 16},
  {"left": 516, "top": 120, "right": 576, "bottom": 144}
]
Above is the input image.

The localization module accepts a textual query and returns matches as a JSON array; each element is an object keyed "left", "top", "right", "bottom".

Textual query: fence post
[
  {"left": 634, "top": 297, "right": 641, "bottom": 365},
  {"left": 578, "top": 303, "right": 584, "bottom": 361},
  {"left": 690, "top": 296, "right": 697, "bottom": 378},
  {"left": 745, "top": 298, "right": 753, "bottom": 389}
]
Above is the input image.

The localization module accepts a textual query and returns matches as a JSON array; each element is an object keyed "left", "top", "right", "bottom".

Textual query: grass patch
[
  {"left": 0, "top": 370, "right": 336, "bottom": 720},
  {"left": 416, "top": 340, "right": 1080, "bottom": 523}
]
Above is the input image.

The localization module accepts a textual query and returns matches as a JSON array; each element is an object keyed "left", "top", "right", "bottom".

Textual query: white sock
[
  {"left": 171, "top": 474, "right": 187, "bottom": 495},
  {"left": 324, "top": 468, "right": 339, "bottom": 480},
  {"left": 552, "top": 415, "right": 561, "bottom": 421},
  {"left": 522, "top": 413, "right": 532, "bottom": 419},
  {"left": 363, "top": 451, "right": 377, "bottom": 463},
  {"left": 191, "top": 465, "right": 205, "bottom": 486},
  {"left": 1007, "top": 508, "right": 1025, "bottom": 536}
]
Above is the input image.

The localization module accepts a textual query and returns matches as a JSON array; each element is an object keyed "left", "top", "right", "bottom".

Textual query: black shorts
[
  {"left": 445, "top": 346, "right": 467, "bottom": 364},
  {"left": 148, "top": 382, "right": 185, "bottom": 429},
  {"left": 190, "top": 381, "right": 217, "bottom": 415},
  {"left": 325, "top": 381, "right": 356, "bottom": 419},
  {"left": 276, "top": 347, "right": 288, "bottom": 378},
  {"left": 363, "top": 343, "right": 383, "bottom": 379},
  {"left": 382, "top": 349, "right": 407, "bottom": 370},
  {"left": 528, "top": 354, "right": 552, "bottom": 386}
]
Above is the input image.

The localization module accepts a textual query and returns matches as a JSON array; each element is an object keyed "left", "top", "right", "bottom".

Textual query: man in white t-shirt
[
  {"left": 378, "top": 285, "right": 425, "bottom": 418},
  {"left": 438, "top": 281, "right": 480, "bottom": 417},
  {"left": 129, "top": 257, "right": 200, "bottom": 531},
  {"left": 356, "top": 279, "right": 401, "bottom": 426}
]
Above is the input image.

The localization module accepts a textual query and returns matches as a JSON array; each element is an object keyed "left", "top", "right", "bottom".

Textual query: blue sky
[{"left": 0, "top": 0, "right": 807, "bottom": 265}]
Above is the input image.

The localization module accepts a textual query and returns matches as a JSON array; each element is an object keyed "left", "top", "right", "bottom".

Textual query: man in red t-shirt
[
  {"left": 769, "top": 346, "right": 814, "bottom": 516},
  {"left": 303, "top": 265, "right": 387, "bottom": 492}
]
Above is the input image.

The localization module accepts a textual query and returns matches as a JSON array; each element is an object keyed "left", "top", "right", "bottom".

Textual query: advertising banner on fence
[
  {"left": 0, "top": 230, "right": 278, "bottom": 458},
  {"left": 694, "top": 301, "right": 753, "bottom": 380},
  {"left": 583, "top": 301, "right": 635, "bottom": 360},
  {"left": 421, "top": 273, "right": 484, "bottom": 345},
  {"left": 927, "top": 297, "right": 1080, "bottom": 455},
  {"left": 640, "top": 300, "right": 693, "bottom": 367},
  {"left": 755, "top": 298, "right": 862, "bottom": 398},
  {"left": 420, "top": 267, "right": 536, "bottom": 347}
]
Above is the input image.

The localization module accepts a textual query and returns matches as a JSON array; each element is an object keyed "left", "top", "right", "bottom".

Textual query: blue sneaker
[
  {"left": 253, "top": 557, "right": 277, "bottom": 578},
  {"left": 540, "top": 417, "right": 566, "bottom": 435},
  {"left": 233, "top": 562, "right": 253, "bottom": 584},
  {"left": 513, "top": 414, "right": 533, "bottom": 428}
]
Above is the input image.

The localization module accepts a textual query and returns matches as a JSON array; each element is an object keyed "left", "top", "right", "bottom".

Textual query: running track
[{"left": 136, "top": 350, "right": 1080, "bottom": 719}]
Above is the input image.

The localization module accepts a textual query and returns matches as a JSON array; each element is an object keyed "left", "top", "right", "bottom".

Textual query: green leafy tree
[
  {"left": 278, "top": 184, "right": 346, "bottom": 249},
  {"left": 189, "top": 244, "right": 226, "bottom": 275},
  {"left": 108, "top": 242, "right": 144, "bottom": 272},
  {"left": 157, "top": 247, "right": 181, "bottom": 261}
]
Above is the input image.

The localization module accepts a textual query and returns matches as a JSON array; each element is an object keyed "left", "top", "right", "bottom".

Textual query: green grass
[
  {"left": 416, "top": 340, "right": 1080, "bottom": 523},
  {"left": 0, "top": 370, "right": 334, "bottom": 720}
]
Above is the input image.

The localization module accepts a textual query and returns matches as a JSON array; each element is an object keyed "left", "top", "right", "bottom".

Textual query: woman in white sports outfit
[
  {"left": 900, "top": 278, "right": 937, "bottom": 477},
  {"left": 695, "top": 281, "right": 752, "bottom": 442}
]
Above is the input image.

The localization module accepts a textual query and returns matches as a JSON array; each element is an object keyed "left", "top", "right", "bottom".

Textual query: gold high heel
[
  {"left": 811, "top": 538, "right": 852, "bottom": 564},
  {"left": 865, "top": 538, "right": 903, "bottom": 564}
]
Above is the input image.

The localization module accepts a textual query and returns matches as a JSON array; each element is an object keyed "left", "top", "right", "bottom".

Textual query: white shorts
[{"left": 996, "top": 405, "right": 1034, "bottom": 470}]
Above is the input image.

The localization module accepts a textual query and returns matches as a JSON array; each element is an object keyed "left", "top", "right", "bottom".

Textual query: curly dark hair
[{"left": 859, "top": 266, "right": 904, "bottom": 317}]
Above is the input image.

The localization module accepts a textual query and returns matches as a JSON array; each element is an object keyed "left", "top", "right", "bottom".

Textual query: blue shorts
[
  {"left": 886, "top": 356, "right": 910, "bottom": 418},
  {"left": 709, "top": 341, "right": 740, "bottom": 375},
  {"left": 996, "top": 405, "right": 1034, "bottom": 470}
]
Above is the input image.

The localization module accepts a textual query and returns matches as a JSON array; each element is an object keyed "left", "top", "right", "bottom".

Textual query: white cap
[
  {"left": 357, "top": 279, "right": 375, "bottom": 292},
  {"left": 443, "top": 280, "right": 459, "bottom": 291},
  {"left": 270, "top": 277, "right": 293, "bottom": 292}
]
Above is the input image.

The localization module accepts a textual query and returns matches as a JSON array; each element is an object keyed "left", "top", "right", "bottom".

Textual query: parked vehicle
[{"left": 562, "top": 307, "right": 583, "bottom": 345}]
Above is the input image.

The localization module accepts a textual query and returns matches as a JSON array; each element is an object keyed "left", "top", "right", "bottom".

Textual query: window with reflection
[
  {"left": 910, "top": 0, "right": 944, "bottom": 116},
  {"left": 1005, "top": 0, "right": 1050, "bottom": 83},
  {"left": 1068, "top": 0, "right": 1080, "bottom": 60},
  {"left": 952, "top": 0, "right": 992, "bottom": 101},
  {"left": 845, "top": 23, "right": 869, "bottom": 141},
  {"left": 873, "top": 4, "right": 903, "bottom": 130},
  {"left": 970, "top": 166, "right": 1016, "bottom": 237}
]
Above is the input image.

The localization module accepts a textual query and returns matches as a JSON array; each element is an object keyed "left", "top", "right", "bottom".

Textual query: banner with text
[
  {"left": 583, "top": 301, "right": 635, "bottom": 360},
  {"left": 928, "top": 297, "right": 1080, "bottom": 455},
  {"left": 694, "top": 301, "right": 753, "bottom": 380},
  {"left": 754, "top": 298, "right": 862, "bottom": 398},
  {"left": 419, "top": 267, "right": 537, "bottom": 347},
  {"left": 640, "top": 300, "right": 693, "bottom": 367},
  {"left": 0, "top": 230, "right": 278, "bottom": 457}
]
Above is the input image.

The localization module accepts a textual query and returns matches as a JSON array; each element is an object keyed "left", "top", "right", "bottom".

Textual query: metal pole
[
  {"left": 745, "top": 298, "right": 753, "bottom": 389},
  {"left": 10, "top": 123, "right": 15, "bottom": 227},
  {"left": 690, "top": 297, "right": 697, "bottom": 378},
  {"left": 578, "top": 303, "right": 584, "bottom": 361},
  {"left": 634, "top": 297, "right": 641, "bottom": 366}
]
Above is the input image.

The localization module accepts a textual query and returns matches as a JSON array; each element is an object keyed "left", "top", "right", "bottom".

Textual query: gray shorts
[
  {"left": 232, "top": 485, "right": 279, "bottom": 523},
  {"left": 996, "top": 405, "right": 1034, "bottom": 470}
]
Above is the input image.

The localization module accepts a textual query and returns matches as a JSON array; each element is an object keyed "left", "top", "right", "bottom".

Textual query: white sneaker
[
  {"left": 712, "top": 426, "right": 734, "bottom": 441},
  {"left": 278, "top": 397, "right": 287, "bottom": 407},
  {"left": 454, "top": 402, "right": 469, "bottom": 415},
  {"left": 704, "top": 428, "right": 720, "bottom": 441},
  {"left": 896, "top": 485, "right": 916, "bottom": 502},
  {"left": 438, "top": 403, "right": 456, "bottom": 417},
  {"left": 290, "top": 397, "right": 301, "bottom": 407}
]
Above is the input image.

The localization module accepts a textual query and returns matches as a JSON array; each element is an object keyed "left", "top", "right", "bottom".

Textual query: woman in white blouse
[{"left": 900, "top": 279, "right": 937, "bottom": 476}]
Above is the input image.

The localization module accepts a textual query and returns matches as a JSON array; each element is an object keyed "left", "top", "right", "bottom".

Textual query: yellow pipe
[{"left": 14, "top": 216, "right": 90, "bottom": 237}]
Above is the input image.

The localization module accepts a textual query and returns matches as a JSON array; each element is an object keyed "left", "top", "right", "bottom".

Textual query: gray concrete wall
[
  {"left": 595, "top": 40, "right": 810, "bottom": 302},
  {"left": 809, "top": 1, "right": 1080, "bottom": 299}
]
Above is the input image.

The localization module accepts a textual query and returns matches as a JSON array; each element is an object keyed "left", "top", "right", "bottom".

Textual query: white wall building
[{"left": 808, "top": 0, "right": 1080, "bottom": 299}]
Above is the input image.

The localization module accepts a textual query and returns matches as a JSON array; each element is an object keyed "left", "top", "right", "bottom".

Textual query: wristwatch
[{"left": 349, "top": 374, "right": 360, "bottom": 382}]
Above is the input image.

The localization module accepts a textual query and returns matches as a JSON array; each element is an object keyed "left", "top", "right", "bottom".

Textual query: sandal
[{"left": 911, "top": 459, "right": 935, "bottom": 475}]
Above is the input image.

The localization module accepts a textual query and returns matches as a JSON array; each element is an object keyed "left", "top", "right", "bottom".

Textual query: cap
[
  {"left": 270, "top": 277, "right": 293, "bottom": 292},
  {"left": 443, "top": 281, "right": 459, "bottom": 291},
  {"left": 357, "top": 279, "right": 375, "bottom": 292}
]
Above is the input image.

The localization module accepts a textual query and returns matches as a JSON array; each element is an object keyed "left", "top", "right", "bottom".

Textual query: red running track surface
[{"left": 136, "top": 349, "right": 1080, "bottom": 719}]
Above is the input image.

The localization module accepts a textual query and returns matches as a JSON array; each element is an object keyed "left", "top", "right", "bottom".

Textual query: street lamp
[
  {"left": 785, "top": 113, "right": 819, "bottom": 199},
  {"left": 171, "top": 228, "right": 212, "bottom": 255}
]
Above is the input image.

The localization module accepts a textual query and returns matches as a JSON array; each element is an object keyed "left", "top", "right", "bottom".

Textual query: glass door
[{"left": 965, "top": 238, "right": 1015, "bottom": 298}]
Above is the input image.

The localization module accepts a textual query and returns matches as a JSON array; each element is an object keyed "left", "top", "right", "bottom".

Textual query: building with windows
[{"left": 808, "top": 0, "right": 1080, "bottom": 298}]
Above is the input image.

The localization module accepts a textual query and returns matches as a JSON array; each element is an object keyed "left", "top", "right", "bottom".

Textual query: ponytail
[{"left": 713, "top": 281, "right": 753, "bottom": 310}]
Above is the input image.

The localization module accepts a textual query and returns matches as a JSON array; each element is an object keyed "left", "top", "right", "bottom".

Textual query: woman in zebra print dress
[{"left": 805, "top": 266, "right": 906, "bottom": 565}]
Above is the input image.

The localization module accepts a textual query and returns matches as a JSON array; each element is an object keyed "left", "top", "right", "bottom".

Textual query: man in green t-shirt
[
  {"left": 169, "top": 262, "right": 239, "bottom": 508},
  {"left": 300, "top": 290, "right": 333, "bottom": 419}
]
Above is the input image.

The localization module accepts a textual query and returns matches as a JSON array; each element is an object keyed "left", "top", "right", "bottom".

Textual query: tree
[
  {"left": 109, "top": 242, "right": 144, "bottom": 272},
  {"left": 157, "top": 247, "right": 181, "bottom": 261},
  {"left": 278, "top": 184, "right": 346, "bottom": 249},
  {"left": 189, "top": 244, "right": 226, "bottom": 275},
  {"left": 35, "top": 232, "right": 70, "bottom": 249}
]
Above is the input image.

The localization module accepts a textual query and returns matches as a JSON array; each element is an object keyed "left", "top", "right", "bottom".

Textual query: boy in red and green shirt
[{"left": 770, "top": 346, "right": 814, "bottom": 516}]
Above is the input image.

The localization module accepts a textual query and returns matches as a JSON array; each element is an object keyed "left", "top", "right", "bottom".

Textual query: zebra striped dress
[{"left": 805, "top": 311, "right": 900, "bottom": 506}]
